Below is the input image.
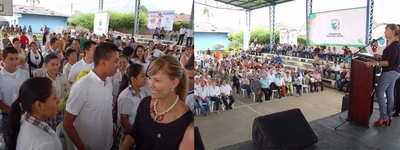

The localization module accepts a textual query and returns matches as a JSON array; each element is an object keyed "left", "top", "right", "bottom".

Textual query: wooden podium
[{"left": 348, "top": 57, "right": 376, "bottom": 126}]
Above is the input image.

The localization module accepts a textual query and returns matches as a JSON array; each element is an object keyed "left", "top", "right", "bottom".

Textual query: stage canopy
[{"left": 214, "top": 0, "right": 295, "bottom": 10}]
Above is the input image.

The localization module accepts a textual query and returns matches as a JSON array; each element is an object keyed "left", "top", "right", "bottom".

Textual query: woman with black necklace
[{"left": 27, "top": 42, "right": 44, "bottom": 77}]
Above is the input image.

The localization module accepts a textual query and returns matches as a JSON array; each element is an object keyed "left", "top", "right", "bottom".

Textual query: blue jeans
[
  {"left": 328, "top": 71, "right": 340, "bottom": 80},
  {"left": 196, "top": 98, "right": 211, "bottom": 115},
  {"left": 2, "top": 113, "right": 8, "bottom": 145},
  {"left": 241, "top": 84, "right": 251, "bottom": 97},
  {"left": 186, "top": 37, "right": 193, "bottom": 46},
  {"left": 221, "top": 95, "right": 235, "bottom": 108}
]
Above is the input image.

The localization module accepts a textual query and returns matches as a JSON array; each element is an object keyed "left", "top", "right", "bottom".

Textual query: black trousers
[{"left": 261, "top": 88, "right": 272, "bottom": 100}]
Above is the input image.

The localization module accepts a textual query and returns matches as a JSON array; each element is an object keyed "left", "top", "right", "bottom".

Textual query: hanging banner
[
  {"left": 147, "top": 10, "right": 175, "bottom": 30},
  {"left": 93, "top": 12, "right": 110, "bottom": 36},
  {"left": 308, "top": 7, "right": 367, "bottom": 47},
  {"left": 279, "top": 28, "right": 289, "bottom": 44},
  {"left": 288, "top": 29, "right": 298, "bottom": 45}
]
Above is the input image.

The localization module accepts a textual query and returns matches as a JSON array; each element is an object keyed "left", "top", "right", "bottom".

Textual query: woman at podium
[{"left": 365, "top": 24, "right": 400, "bottom": 127}]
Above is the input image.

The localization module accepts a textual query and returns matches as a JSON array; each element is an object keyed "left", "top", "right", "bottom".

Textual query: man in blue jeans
[
  {"left": 220, "top": 80, "right": 235, "bottom": 110},
  {"left": 195, "top": 80, "right": 211, "bottom": 116}
]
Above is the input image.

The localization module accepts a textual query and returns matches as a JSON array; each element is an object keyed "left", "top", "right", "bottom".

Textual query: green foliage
[
  {"left": 68, "top": 12, "right": 148, "bottom": 31},
  {"left": 297, "top": 37, "right": 306, "bottom": 46},
  {"left": 173, "top": 22, "right": 191, "bottom": 31}
]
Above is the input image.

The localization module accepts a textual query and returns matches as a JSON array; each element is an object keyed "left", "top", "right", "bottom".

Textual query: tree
[
  {"left": 140, "top": 6, "right": 149, "bottom": 14},
  {"left": 213, "top": 42, "right": 225, "bottom": 51},
  {"left": 202, "top": 7, "right": 213, "bottom": 22},
  {"left": 26, "top": 0, "right": 40, "bottom": 7},
  {"left": 179, "top": 13, "right": 185, "bottom": 15}
]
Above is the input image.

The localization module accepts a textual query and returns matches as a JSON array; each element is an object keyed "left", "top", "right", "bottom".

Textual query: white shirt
[
  {"left": 0, "top": 68, "right": 29, "bottom": 107},
  {"left": 66, "top": 70, "right": 113, "bottom": 150},
  {"left": 267, "top": 73, "right": 276, "bottom": 82},
  {"left": 186, "top": 29, "right": 194, "bottom": 37},
  {"left": 63, "top": 62, "right": 73, "bottom": 79},
  {"left": 179, "top": 28, "right": 186, "bottom": 35},
  {"left": 333, "top": 65, "right": 341, "bottom": 72},
  {"left": 194, "top": 83, "right": 201, "bottom": 90},
  {"left": 153, "top": 49, "right": 166, "bottom": 58},
  {"left": 17, "top": 115, "right": 63, "bottom": 150},
  {"left": 44, "top": 72, "right": 70, "bottom": 103},
  {"left": 208, "top": 86, "right": 221, "bottom": 97},
  {"left": 274, "top": 78, "right": 286, "bottom": 86},
  {"left": 118, "top": 86, "right": 147, "bottom": 125},
  {"left": 68, "top": 58, "right": 94, "bottom": 83},
  {"left": 195, "top": 86, "right": 209, "bottom": 99},
  {"left": 132, "top": 58, "right": 150, "bottom": 72},
  {"left": 185, "top": 91, "right": 195, "bottom": 114},
  {"left": 219, "top": 84, "right": 232, "bottom": 95}
]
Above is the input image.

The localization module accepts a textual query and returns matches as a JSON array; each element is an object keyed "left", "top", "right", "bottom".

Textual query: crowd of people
[
  {"left": 193, "top": 42, "right": 353, "bottom": 116},
  {"left": 0, "top": 26, "right": 196, "bottom": 149}
]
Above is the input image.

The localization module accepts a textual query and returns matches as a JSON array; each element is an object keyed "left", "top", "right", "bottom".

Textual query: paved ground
[{"left": 195, "top": 88, "right": 345, "bottom": 150}]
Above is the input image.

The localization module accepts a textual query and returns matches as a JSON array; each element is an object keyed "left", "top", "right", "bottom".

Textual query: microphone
[{"left": 372, "top": 37, "right": 383, "bottom": 42}]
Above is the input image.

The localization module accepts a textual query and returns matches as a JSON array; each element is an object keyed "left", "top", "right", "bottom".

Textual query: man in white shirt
[
  {"left": 64, "top": 42, "right": 119, "bottom": 150},
  {"left": 195, "top": 80, "right": 211, "bottom": 116},
  {"left": 186, "top": 26, "right": 193, "bottom": 46},
  {"left": 328, "top": 62, "right": 341, "bottom": 80},
  {"left": 274, "top": 73, "right": 286, "bottom": 99},
  {"left": 177, "top": 25, "right": 186, "bottom": 45},
  {"left": 220, "top": 79, "right": 235, "bottom": 110},
  {"left": 154, "top": 36, "right": 162, "bottom": 45},
  {"left": 0, "top": 47, "right": 30, "bottom": 144},
  {"left": 68, "top": 41, "right": 96, "bottom": 83}
]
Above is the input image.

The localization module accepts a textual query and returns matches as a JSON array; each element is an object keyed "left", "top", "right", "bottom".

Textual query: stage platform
[{"left": 218, "top": 103, "right": 400, "bottom": 150}]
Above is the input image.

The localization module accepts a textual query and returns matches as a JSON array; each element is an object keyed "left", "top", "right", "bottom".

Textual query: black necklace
[{"left": 35, "top": 55, "right": 39, "bottom": 60}]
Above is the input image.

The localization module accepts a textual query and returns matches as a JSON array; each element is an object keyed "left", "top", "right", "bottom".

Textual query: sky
[
  {"left": 13, "top": 0, "right": 193, "bottom": 16},
  {"left": 195, "top": 0, "right": 400, "bottom": 30}
]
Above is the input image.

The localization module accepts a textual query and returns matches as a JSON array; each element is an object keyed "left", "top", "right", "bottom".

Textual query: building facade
[{"left": 4, "top": 5, "right": 69, "bottom": 33}]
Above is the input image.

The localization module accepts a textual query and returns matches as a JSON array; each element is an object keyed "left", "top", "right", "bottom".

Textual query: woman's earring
[{"left": 171, "top": 89, "right": 174, "bottom": 92}]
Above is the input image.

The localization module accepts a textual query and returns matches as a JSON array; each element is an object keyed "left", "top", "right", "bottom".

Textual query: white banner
[
  {"left": 308, "top": 7, "right": 367, "bottom": 47},
  {"left": 93, "top": 13, "right": 110, "bottom": 36},
  {"left": 289, "top": 29, "right": 298, "bottom": 45},
  {"left": 147, "top": 10, "right": 175, "bottom": 30},
  {"left": 279, "top": 28, "right": 289, "bottom": 44}
]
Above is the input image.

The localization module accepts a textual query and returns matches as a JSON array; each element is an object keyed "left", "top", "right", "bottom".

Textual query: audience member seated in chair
[
  {"left": 323, "top": 60, "right": 332, "bottom": 77},
  {"left": 327, "top": 62, "right": 341, "bottom": 80},
  {"left": 336, "top": 69, "right": 350, "bottom": 92},
  {"left": 232, "top": 71, "right": 241, "bottom": 93},
  {"left": 284, "top": 72, "right": 293, "bottom": 96},
  {"left": 240, "top": 73, "right": 252, "bottom": 98},
  {"left": 169, "top": 30, "right": 178, "bottom": 41},
  {"left": 273, "top": 73, "right": 286, "bottom": 98},
  {"left": 220, "top": 79, "right": 235, "bottom": 110},
  {"left": 304, "top": 70, "right": 315, "bottom": 93},
  {"left": 260, "top": 73, "right": 272, "bottom": 100},
  {"left": 251, "top": 77, "right": 264, "bottom": 103},
  {"left": 312, "top": 69, "right": 324, "bottom": 92},
  {"left": 209, "top": 80, "right": 222, "bottom": 114},
  {"left": 292, "top": 74, "right": 303, "bottom": 96},
  {"left": 195, "top": 80, "right": 211, "bottom": 116}
]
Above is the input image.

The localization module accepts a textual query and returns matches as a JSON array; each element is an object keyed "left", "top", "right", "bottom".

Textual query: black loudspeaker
[
  {"left": 341, "top": 93, "right": 350, "bottom": 112},
  {"left": 194, "top": 126, "right": 205, "bottom": 150},
  {"left": 252, "top": 108, "right": 318, "bottom": 149}
]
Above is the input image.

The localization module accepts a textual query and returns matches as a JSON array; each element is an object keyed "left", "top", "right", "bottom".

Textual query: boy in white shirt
[
  {"left": 64, "top": 43, "right": 119, "bottom": 150},
  {"left": 68, "top": 41, "right": 96, "bottom": 83},
  {"left": 0, "top": 47, "right": 30, "bottom": 144},
  {"left": 195, "top": 80, "right": 211, "bottom": 116}
]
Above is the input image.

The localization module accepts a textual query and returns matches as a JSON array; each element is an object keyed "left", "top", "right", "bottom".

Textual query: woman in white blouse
[
  {"left": 114, "top": 63, "right": 147, "bottom": 149},
  {"left": 8, "top": 77, "right": 62, "bottom": 150},
  {"left": 112, "top": 55, "right": 129, "bottom": 103},
  {"left": 42, "top": 54, "right": 71, "bottom": 131},
  {"left": 132, "top": 45, "right": 150, "bottom": 72}
]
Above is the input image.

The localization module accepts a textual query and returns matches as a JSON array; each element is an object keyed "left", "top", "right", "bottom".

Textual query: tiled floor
[{"left": 195, "top": 88, "right": 345, "bottom": 149}]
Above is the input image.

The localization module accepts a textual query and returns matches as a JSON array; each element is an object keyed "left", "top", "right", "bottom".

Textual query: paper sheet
[{"left": 365, "top": 45, "right": 374, "bottom": 56}]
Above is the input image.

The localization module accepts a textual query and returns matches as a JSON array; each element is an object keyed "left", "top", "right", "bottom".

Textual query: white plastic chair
[
  {"left": 299, "top": 77, "right": 309, "bottom": 93},
  {"left": 56, "top": 121, "right": 75, "bottom": 150}
]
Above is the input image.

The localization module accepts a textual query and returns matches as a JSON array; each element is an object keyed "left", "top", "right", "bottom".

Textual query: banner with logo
[
  {"left": 147, "top": 10, "right": 175, "bottom": 30},
  {"left": 308, "top": 7, "right": 367, "bottom": 47},
  {"left": 93, "top": 12, "right": 110, "bottom": 36},
  {"left": 288, "top": 29, "right": 298, "bottom": 45},
  {"left": 279, "top": 28, "right": 289, "bottom": 44}
]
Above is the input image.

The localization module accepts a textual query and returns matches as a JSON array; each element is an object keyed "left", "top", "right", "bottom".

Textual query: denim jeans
[
  {"left": 241, "top": 84, "right": 252, "bottom": 97},
  {"left": 196, "top": 98, "right": 211, "bottom": 115},
  {"left": 2, "top": 113, "right": 8, "bottom": 145},
  {"left": 328, "top": 71, "right": 341, "bottom": 80}
]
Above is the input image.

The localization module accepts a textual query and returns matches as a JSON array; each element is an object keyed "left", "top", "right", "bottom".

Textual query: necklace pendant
[{"left": 157, "top": 133, "right": 161, "bottom": 139}]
